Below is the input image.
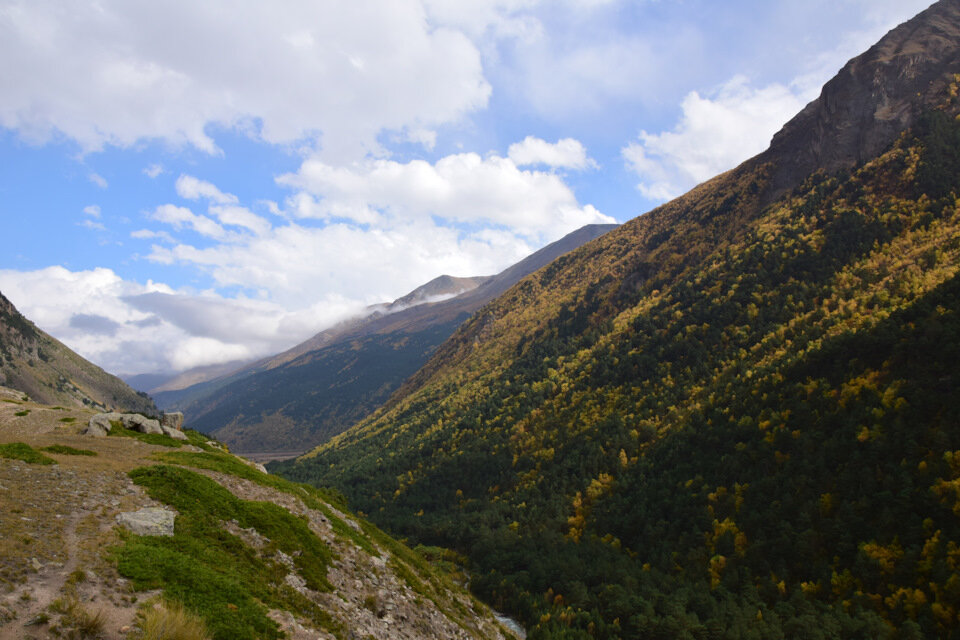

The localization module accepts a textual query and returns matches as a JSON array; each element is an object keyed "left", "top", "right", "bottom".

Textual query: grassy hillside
[
  {"left": 0, "top": 390, "right": 519, "bottom": 639},
  {"left": 275, "top": 77, "right": 960, "bottom": 639}
]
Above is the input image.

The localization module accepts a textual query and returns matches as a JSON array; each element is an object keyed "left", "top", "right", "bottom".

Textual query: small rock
[
  {"left": 116, "top": 507, "right": 176, "bottom": 536},
  {"left": 285, "top": 573, "right": 307, "bottom": 591},
  {"left": 30, "top": 558, "right": 42, "bottom": 571}
]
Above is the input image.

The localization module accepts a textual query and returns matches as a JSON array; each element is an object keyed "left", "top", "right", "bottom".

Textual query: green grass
[
  {"left": 155, "top": 450, "right": 379, "bottom": 557},
  {"left": 108, "top": 424, "right": 184, "bottom": 448},
  {"left": 41, "top": 444, "right": 97, "bottom": 457},
  {"left": 14, "top": 410, "right": 29, "bottom": 417},
  {"left": 114, "top": 465, "right": 341, "bottom": 640},
  {"left": 0, "top": 442, "right": 56, "bottom": 465},
  {"left": 58, "top": 417, "right": 76, "bottom": 423}
]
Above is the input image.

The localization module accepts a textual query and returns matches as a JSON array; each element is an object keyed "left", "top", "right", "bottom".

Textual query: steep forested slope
[{"left": 276, "top": 3, "right": 960, "bottom": 637}]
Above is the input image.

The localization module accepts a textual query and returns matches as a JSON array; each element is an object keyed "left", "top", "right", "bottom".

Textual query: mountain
[
  {"left": 0, "top": 391, "right": 520, "bottom": 640},
  {"left": 276, "top": 3, "right": 960, "bottom": 637},
  {"left": 159, "top": 223, "right": 617, "bottom": 456},
  {"left": 0, "top": 291, "right": 155, "bottom": 413},
  {"left": 146, "top": 275, "right": 491, "bottom": 400}
]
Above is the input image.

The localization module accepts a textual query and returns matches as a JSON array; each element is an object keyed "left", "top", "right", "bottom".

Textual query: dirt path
[{"left": 0, "top": 512, "right": 82, "bottom": 640}]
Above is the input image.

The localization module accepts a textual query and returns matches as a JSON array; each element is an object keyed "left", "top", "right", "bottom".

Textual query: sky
[{"left": 0, "top": 0, "right": 935, "bottom": 379}]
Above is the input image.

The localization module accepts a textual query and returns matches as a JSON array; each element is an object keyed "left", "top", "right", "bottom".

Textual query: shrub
[
  {"left": 41, "top": 445, "right": 97, "bottom": 457},
  {"left": 0, "top": 442, "right": 55, "bottom": 465},
  {"left": 135, "top": 600, "right": 210, "bottom": 640}
]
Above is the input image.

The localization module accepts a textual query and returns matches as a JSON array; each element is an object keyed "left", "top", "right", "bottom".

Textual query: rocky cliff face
[
  {"left": 764, "top": 0, "right": 960, "bottom": 193},
  {"left": 0, "top": 292, "right": 155, "bottom": 413}
]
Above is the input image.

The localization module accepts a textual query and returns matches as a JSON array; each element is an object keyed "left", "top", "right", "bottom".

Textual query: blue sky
[{"left": 0, "top": 0, "right": 934, "bottom": 377}]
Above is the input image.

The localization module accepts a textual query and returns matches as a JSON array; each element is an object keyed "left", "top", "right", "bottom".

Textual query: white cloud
[
  {"left": 124, "top": 152, "right": 611, "bottom": 320},
  {"left": 0, "top": 0, "right": 492, "bottom": 159},
  {"left": 148, "top": 204, "right": 226, "bottom": 240},
  {"left": 175, "top": 175, "right": 238, "bottom": 205},
  {"left": 398, "top": 128, "right": 438, "bottom": 151},
  {"left": 88, "top": 172, "right": 108, "bottom": 189},
  {"left": 508, "top": 136, "right": 595, "bottom": 170},
  {"left": 131, "top": 229, "right": 175, "bottom": 243},
  {"left": 83, "top": 205, "right": 101, "bottom": 218},
  {"left": 279, "top": 150, "right": 612, "bottom": 239},
  {"left": 143, "top": 163, "right": 164, "bottom": 178},
  {"left": 622, "top": 76, "right": 810, "bottom": 201},
  {"left": 0, "top": 266, "right": 363, "bottom": 374},
  {"left": 79, "top": 219, "right": 106, "bottom": 231},
  {"left": 208, "top": 205, "right": 272, "bottom": 237}
]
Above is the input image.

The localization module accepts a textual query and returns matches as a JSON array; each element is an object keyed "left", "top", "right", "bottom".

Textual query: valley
[{"left": 1, "top": 1, "right": 959, "bottom": 639}]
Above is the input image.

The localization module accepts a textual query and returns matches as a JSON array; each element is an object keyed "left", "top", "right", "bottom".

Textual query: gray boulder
[
  {"left": 122, "top": 414, "right": 162, "bottom": 435},
  {"left": 116, "top": 507, "right": 176, "bottom": 536},
  {"left": 82, "top": 421, "right": 109, "bottom": 437},
  {"left": 83, "top": 412, "right": 123, "bottom": 437},
  {"left": 160, "top": 412, "right": 184, "bottom": 431},
  {"left": 161, "top": 425, "right": 188, "bottom": 441}
]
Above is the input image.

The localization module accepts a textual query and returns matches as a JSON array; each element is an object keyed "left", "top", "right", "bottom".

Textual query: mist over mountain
[
  {"left": 276, "top": 2, "right": 960, "bottom": 636},
  {"left": 157, "top": 224, "right": 617, "bottom": 455}
]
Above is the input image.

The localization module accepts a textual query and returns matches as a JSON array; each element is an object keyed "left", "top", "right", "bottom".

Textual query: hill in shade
[
  {"left": 276, "top": 2, "right": 960, "bottom": 637},
  {"left": 0, "top": 291, "right": 155, "bottom": 413}
]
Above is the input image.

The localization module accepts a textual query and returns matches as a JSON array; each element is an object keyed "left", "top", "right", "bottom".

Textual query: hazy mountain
[
  {"left": 157, "top": 223, "right": 617, "bottom": 455},
  {"left": 0, "top": 291, "right": 156, "bottom": 413},
  {"left": 277, "top": 3, "right": 960, "bottom": 636}
]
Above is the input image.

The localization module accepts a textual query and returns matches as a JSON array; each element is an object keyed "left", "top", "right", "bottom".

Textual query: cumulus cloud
[
  {"left": 278, "top": 150, "right": 612, "bottom": 239},
  {"left": 622, "top": 76, "right": 809, "bottom": 201},
  {"left": 148, "top": 204, "right": 226, "bottom": 240},
  {"left": 0, "top": 0, "right": 492, "bottom": 159},
  {"left": 175, "top": 175, "right": 238, "bottom": 204},
  {"left": 0, "top": 267, "right": 363, "bottom": 374},
  {"left": 83, "top": 205, "right": 101, "bottom": 218},
  {"left": 508, "top": 136, "right": 595, "bottom": 170}
]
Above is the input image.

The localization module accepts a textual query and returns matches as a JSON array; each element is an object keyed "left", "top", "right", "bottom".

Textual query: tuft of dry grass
[
  {"left": 50, "top": 596, "right": 106, "bottom": 638},
  {"left": 134, "top": 601, "right": 210, "bottom": 640}
]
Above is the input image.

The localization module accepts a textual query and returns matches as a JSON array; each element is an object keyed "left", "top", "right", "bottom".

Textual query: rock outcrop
[
  {"left": 763, "top": 0, "right": 960, "bottom": 194},
  {"left": 83, "top": 412, "right": 187, "bottom": 440},
  {"left": 116, "top": 507, "right": 176, "bottom": 536}
]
